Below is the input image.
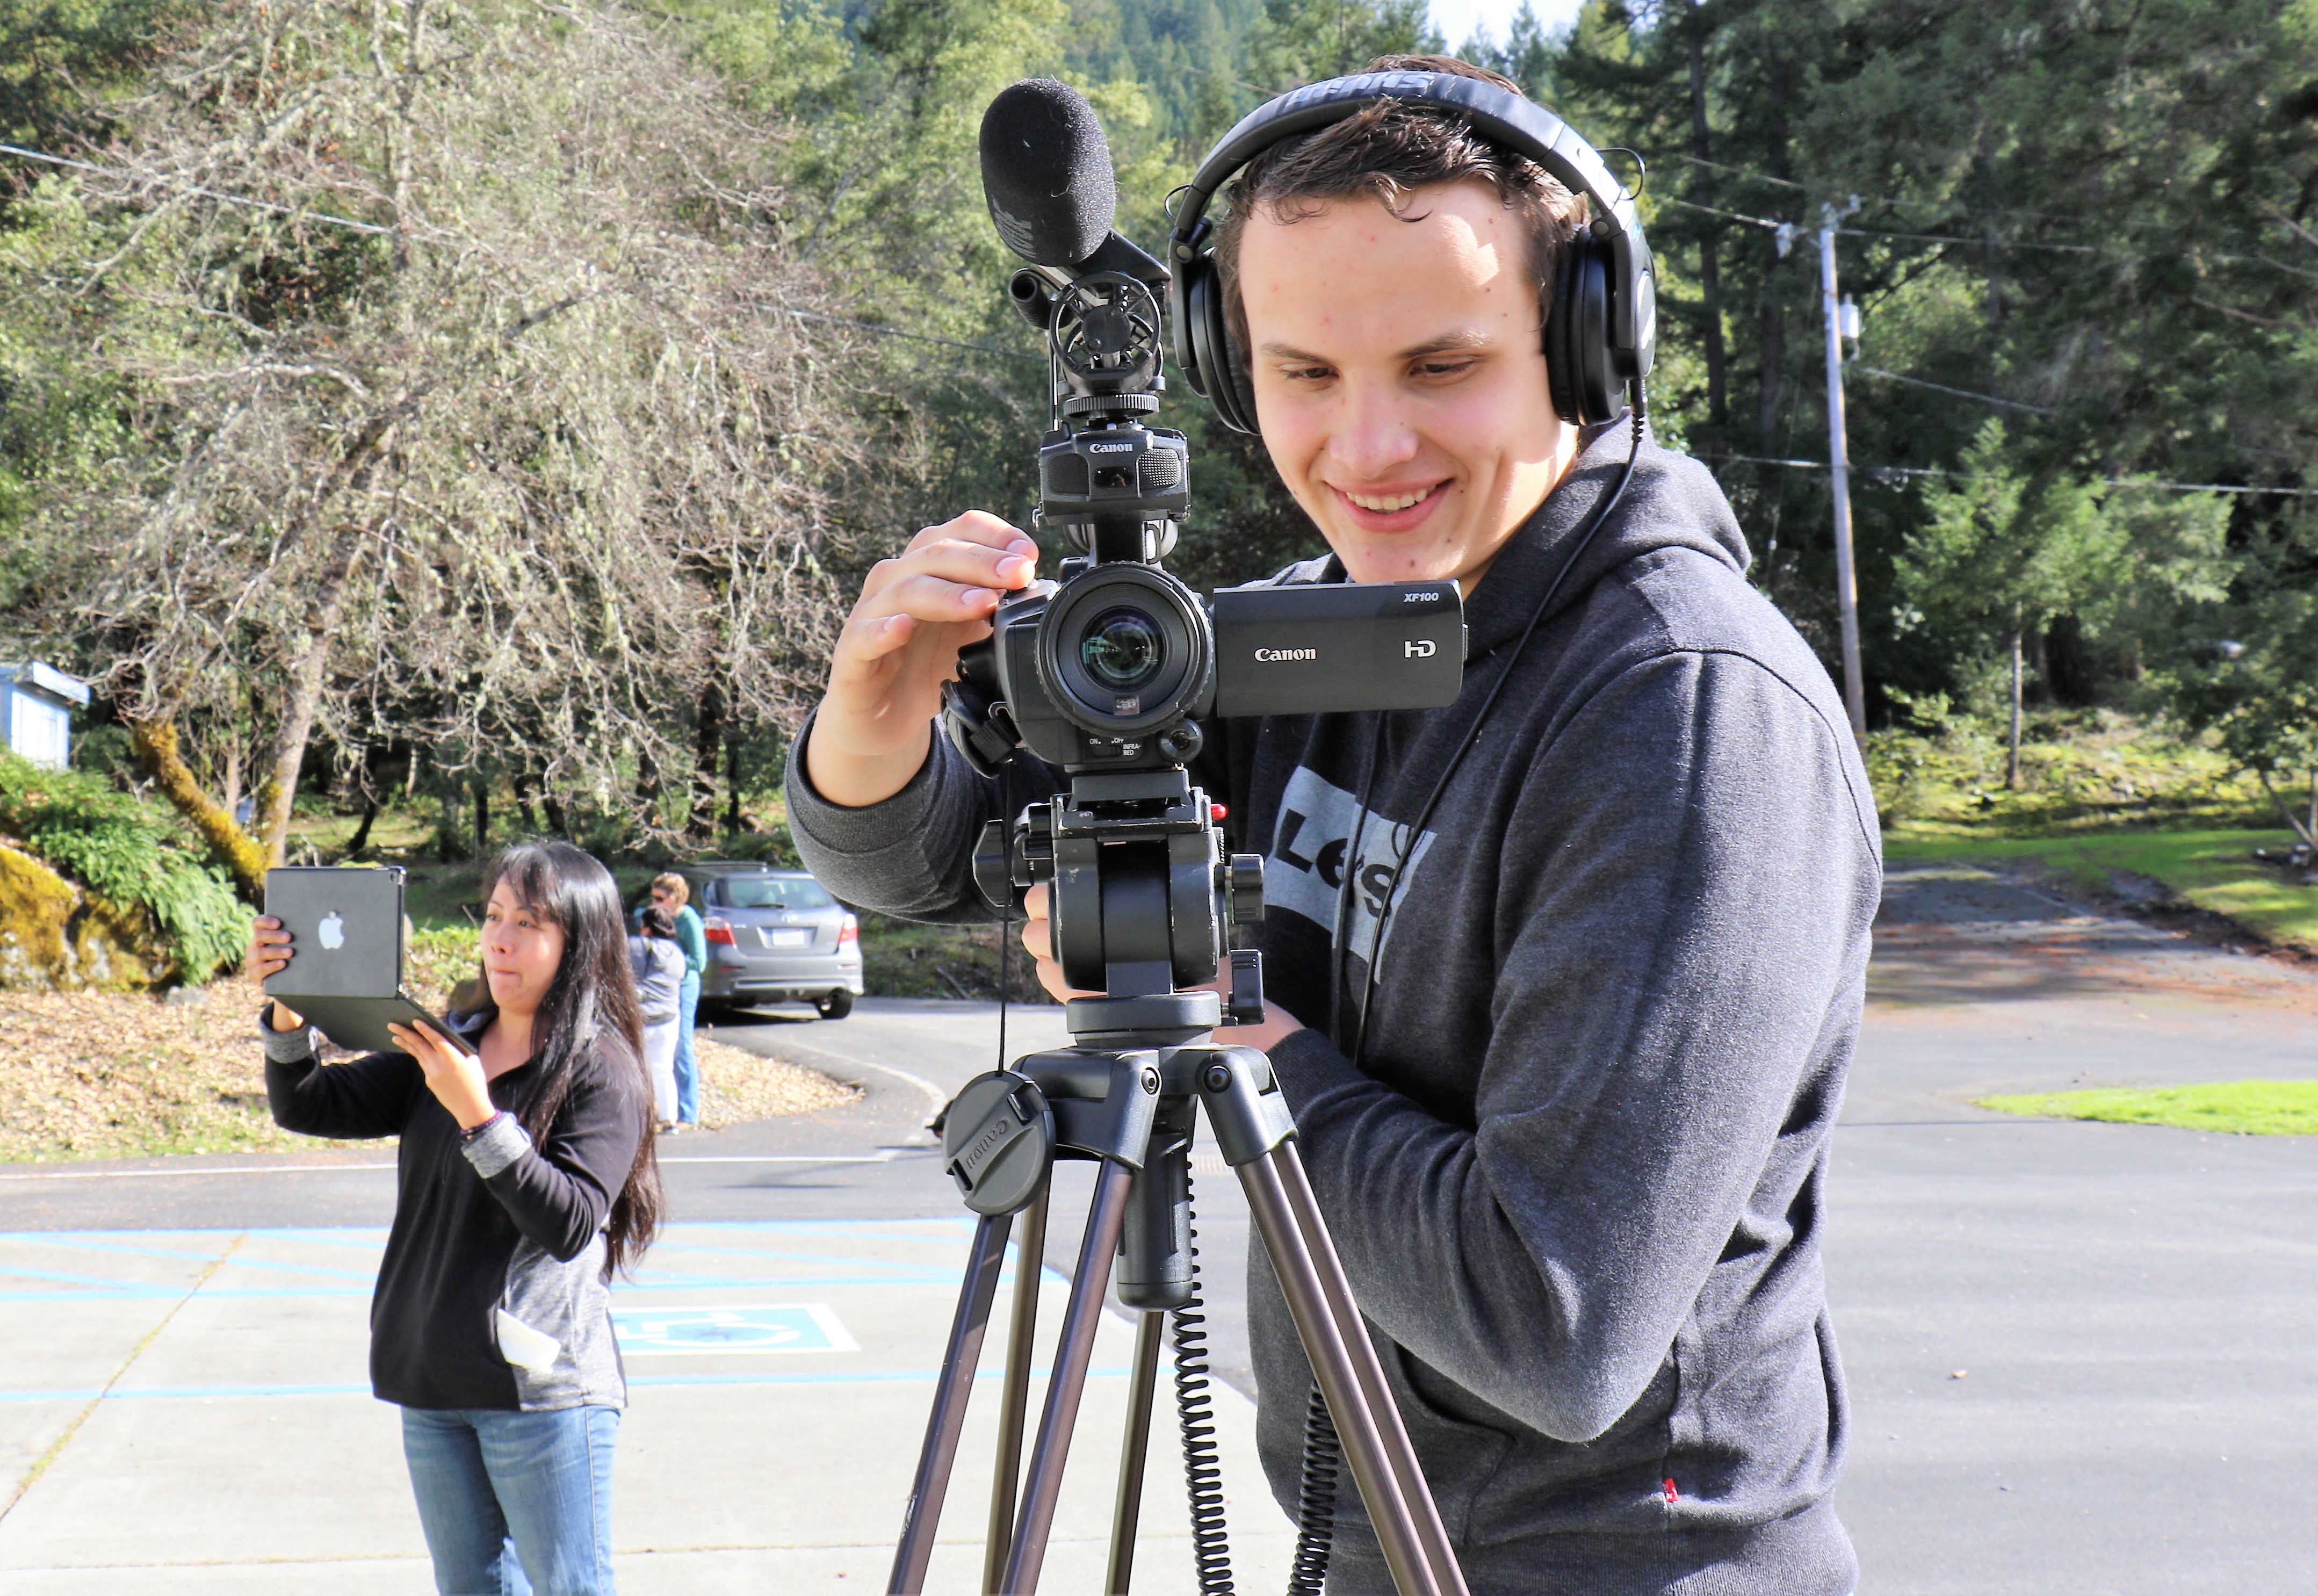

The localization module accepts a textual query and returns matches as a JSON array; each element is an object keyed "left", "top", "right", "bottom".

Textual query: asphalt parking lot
[{"left": 2, "top": 861, "right": 2313, "bottom": 1592}]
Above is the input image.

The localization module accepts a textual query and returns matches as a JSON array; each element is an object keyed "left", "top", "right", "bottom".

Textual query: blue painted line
[
  {"left": 0, "top": 1368, "right": 1137, "bottom": 1403},
  {"left": 0, "top": 1265, "right": 178, "bottom": 1292},
  {"left": 651, "top": 1243, "right": 978, "bottom": 1275},
  {"left": 4, "top": 1236, "right": 374, "bottom": 1281}
]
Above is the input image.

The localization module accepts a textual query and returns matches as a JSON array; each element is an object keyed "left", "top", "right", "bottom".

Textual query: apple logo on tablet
[{"left": 319, "top": 912, "right": 346, "bottom": 951}]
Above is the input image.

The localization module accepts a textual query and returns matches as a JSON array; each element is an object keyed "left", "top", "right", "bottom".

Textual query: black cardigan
[{"left": 265, "top": 1015, "right": 647, "bottom": 1410}]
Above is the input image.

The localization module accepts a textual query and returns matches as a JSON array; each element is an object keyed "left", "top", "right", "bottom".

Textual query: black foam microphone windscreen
[{"left": 979, "top": 78, "right": 1116, "bottom": 269}]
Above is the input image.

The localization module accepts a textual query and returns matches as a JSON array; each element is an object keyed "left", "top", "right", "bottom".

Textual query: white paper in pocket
[{"left": 494, "top": 1309, "right": 561, "bottom": 1373}]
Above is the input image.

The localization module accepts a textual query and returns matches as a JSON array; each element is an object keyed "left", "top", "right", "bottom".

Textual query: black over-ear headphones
[{"left": 1167, "top": 69, "right": 1656, "bottom": 435}]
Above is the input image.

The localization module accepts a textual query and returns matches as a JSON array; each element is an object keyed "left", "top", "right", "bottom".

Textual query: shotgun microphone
[{"left": 979, "top": 78, "right": 1116, "bottom": 270}]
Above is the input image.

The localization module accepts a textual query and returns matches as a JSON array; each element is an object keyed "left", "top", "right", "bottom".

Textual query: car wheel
[{"left": 815, "top": 989, "right": 855, "bottom": 1020}]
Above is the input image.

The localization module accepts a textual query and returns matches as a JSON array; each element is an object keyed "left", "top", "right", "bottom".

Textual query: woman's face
[{"left": 481, "top": 879, "right": 567, "bottom": 1019}]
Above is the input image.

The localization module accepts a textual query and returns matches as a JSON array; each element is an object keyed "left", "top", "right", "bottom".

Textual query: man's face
[{"left": 1238, "top": 180, "right": 1576, "bottom": 593}]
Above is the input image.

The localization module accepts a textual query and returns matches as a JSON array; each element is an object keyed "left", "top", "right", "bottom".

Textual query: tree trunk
[
  {"left": 253, "top": 537, "right": 360, "bottom": 868},
  {"left": 1686, "top": 2, "right": 1728, "bottom": 435},
  {"left": 689, "top": 682, "right": 725, "bottom": 842},
  {"left": 473, "top": 778, "right": 492, "bottom": 856},
  {"left": 724, "top": 732, "right": 743, "bottom": 834},
  {"left": 345, "top": 796, "right": 380, "bottom": 856},
  {"left": 219, "top": 736, "right": 242, "bottom": 822},
  {"left": 543, "top": 791, "right": 567, "bottom": 837},
  {"left": 132, "top": 716, "right": 269, "bottom": 903},
  {"left": 2255, "top": 768, "right": 2318, "bottom": 850},
  {"left": 515, "top": 769, "right": 541, "bottom": 835},
  {"left": 2005, "top": 611, "right": 2024, "bottom": 790}
]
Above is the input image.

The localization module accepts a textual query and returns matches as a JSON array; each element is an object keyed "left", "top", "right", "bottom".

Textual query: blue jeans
[
  {"left": 674, "top": 971, "right": 701, "bottom": 1124},
  {"left": 401, "top": 1405, "right": 619, "bottom": 1595}
]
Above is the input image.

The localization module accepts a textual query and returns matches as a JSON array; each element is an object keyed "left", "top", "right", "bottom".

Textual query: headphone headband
[{"left": 1167, "top": 71, "right": 1655, "bottom": 384}]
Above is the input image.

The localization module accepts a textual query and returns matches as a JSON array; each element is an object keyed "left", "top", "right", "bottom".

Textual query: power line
[
  {"left": 1719, "top": 452, "right": 2318, "bottom": 496},
  {"left": 3, "top": 141, "right": 1039, "bottom": 364},
  {"left": 1851, "top": 364, "right": 2055, "bottom": 415},
  {"left": 2, "top": 140, "right": 395, "bottom": 237}
]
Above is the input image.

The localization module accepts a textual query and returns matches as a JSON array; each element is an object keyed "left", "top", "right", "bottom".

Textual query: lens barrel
[{"left": 1035, "top": 564, "right": 1212, "bottom": 739}]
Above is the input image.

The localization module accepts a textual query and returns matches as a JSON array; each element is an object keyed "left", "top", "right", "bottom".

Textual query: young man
[{"left": 788, "top": 57, "right": 1877, "bottom": 1596}]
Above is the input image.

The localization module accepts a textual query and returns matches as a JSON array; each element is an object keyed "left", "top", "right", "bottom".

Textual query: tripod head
[{"left": 972, "top": 765, "right": 1266, "bottom": 1042}]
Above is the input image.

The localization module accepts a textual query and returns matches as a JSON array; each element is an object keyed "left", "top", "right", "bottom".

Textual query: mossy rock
[{"left": 0, "top": 844, "right": 171, "bottom": 992}]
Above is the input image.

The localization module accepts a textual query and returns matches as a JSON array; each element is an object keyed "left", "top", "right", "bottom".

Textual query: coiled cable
[
  {"left": 1172, "top": 1171, "right": 1234, "bottom": 1593},
  {"left": 1285, "top": 1383, "right": 1340, "bottom": 1594}
]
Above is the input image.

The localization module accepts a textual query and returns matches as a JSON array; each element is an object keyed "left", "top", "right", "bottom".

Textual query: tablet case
[{"left": 263, "top": 866, "right": 476, "bottom": 1056}]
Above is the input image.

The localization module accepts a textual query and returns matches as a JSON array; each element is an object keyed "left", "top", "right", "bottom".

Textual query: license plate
[{"left": 766, "top": 928, "right": 810, "bottom": 948}]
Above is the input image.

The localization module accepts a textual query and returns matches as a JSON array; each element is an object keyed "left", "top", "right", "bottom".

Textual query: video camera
[{"left": 941, "top": 80, "right": 1465, "bottom": 783}]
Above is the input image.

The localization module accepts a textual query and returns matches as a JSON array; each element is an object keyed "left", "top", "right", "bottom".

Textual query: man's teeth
[{"left": 1345, "top": 487, "right": 1434, "bottom": 512}]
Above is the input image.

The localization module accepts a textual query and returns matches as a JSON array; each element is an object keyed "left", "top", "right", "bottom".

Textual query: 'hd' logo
[{"left": 1404, "top": 639, "right": 1437, "bottom": 659}]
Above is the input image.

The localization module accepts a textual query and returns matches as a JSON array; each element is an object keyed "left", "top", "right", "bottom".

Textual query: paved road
[{"left": 4, "top": 862, "right": 2315, "bottom": 1591}]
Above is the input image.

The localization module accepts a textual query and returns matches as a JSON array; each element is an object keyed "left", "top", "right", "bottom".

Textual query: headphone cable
[{"left": 1344, "top": 384, "right": 1649, "bottom": 1071}]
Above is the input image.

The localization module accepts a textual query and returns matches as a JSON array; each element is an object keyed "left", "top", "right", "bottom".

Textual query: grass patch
[
  {"left": 1884, "top": 828, "right": 2316, "bottom": 951},
  {"left": 1977, "top": 1080, "right": 2318, "bottom": 1136},
  {"left": 858, "top": 912, "right": 1051, "bottom": 1004}
]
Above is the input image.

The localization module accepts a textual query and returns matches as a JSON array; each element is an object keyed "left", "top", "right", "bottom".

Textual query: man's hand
[
  {"left": 805, "top": 511, "right": 1039, "bottom": 809},
  {"left": 1019, "top": 884, "right": 1307, "bottom": 1052},
  {"left": 389, "top": 1020, "right": 497, "bottom": 1131}
]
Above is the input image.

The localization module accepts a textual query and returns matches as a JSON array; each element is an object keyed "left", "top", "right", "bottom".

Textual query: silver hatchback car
[{"left": 676, "top": 863, "right": 865, "bottom": 1019}]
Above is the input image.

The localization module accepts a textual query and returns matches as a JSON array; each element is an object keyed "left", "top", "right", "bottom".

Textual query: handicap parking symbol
[{"left": 612, "top": 1303, "right": 858, "bottom": 1356}]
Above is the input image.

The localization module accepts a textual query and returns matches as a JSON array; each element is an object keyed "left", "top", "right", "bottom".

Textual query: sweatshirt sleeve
[
  {"left": 462, "top": 1045, "right": 646, "bottom": 1263},
  {"left": 1264, "top": 647, "right": 1879, "bottom": 1443},
  {"left": 784, "top": 708, "right": 1065, "bottom": 923},
  {"left": 263, "top": 1014, "right": 422, "bottom": 1140}
]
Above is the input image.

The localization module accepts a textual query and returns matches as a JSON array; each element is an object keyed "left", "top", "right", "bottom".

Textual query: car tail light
[
  {"left": 704, "top": 916, "right": 736, "bottom": 946},
  {"left": 839, "top": 913, "right": 858, "bottom": 945}
]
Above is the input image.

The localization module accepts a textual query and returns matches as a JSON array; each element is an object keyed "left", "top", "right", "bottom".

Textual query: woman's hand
[
  {"left": 248, "top": 916, "right": 305, "bottom": 1032},
  {"left": 806, "top": 511, "right": 1039, "bottom": 808},
  {"left": 389, "top": 1020, "right": 497, "bottom": 1130},
  {"left": 1018, "top": 884, "right": 1308, "bottom": 1052}
]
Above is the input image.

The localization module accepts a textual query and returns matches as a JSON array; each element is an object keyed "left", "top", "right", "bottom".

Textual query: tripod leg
[
  {"left": 984, "top": 1188, "right": 1049, "bottom": 1594},
  {"left": 889, "top": 1210, "right": 1013, "bottom": 1596},
  {"left": 1271, "top": 1142, "right": 1467, "bottom": 1595},
  {"left": 1103, "top": 1309, "right": 1166, "bottom": 1594},
  {"left": 1240, "top": 1145, "right": 1468, "bottom": 1596},
  {"left": 999, "top": 1158, "right": 1135, "bottom": 1595}
]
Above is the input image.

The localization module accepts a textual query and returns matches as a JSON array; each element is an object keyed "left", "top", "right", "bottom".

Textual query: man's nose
[{"left": 1329, "top": 378, "right": 1421, "bottom": 478}]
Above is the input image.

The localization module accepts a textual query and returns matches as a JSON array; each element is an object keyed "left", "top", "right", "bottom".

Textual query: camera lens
[{"left": 1079, "top": 607, "right": 1166, "bottom": 692}]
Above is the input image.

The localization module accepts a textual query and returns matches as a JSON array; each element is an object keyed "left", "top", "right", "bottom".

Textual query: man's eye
[
  {"left": 1281, "top": 365, "right": 1333, "bottom": 383},
  {"left": 1415, "top": 360, "right": 1479, "bottom": 379}
]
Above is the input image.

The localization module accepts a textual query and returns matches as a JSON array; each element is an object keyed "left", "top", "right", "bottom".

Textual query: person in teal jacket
[{"left": 645, "top": 873, "right": 707, "bottom": 1128}]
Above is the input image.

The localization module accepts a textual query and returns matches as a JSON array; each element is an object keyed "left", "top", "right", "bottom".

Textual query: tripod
[{"left": 886, "top": 769, "right": 1468, "bottom": 1596}]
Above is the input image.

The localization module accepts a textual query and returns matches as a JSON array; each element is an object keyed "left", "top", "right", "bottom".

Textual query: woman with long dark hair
[{"left": 248, "top": 841, "right": 660, "bottom": 1595}]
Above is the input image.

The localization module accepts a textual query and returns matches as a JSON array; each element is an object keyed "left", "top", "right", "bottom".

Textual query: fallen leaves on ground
[{"left": 1, "top": 984, "right": 857, "bottom": 1161}]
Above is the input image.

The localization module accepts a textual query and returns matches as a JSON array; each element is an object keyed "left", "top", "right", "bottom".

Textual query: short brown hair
[
  {"left": 1215, "top": 55, "right": 1587, "bottom": 361},
  {"left": 649, "top": 872, "right": 689, "bottom": 907}
]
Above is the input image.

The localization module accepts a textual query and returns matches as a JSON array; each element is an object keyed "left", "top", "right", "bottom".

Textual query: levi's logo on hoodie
[{"left": 1268, "top": 766, "right": 1436, "bottom": 967}]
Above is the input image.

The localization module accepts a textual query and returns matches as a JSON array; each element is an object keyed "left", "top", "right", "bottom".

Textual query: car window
[{"left": 715, "top": 875, "right": 835, "bottom": 910}]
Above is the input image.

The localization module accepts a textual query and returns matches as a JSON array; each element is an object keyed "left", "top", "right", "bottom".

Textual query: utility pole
[{"left": 1817, "top": 200, "right": 1866, "bottom": 738}]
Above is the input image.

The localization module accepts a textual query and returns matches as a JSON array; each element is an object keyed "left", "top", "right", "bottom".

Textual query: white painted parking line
[{"left": 0, "top": 1153, "right": 904, "bottom": 1182}]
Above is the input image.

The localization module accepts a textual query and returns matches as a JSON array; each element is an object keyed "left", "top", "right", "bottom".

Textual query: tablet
[{"left": 263, "top": 866, "right": 478, "bottom": 1057}]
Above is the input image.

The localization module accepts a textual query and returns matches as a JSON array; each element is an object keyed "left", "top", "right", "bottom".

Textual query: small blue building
[{"left": 1, "top": 662, "right": 92, "bottom": 770}]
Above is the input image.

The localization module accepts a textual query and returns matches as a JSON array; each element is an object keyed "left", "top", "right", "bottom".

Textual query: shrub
[{"left": 0, "top": 755, "right": 251, "bottom": 983}]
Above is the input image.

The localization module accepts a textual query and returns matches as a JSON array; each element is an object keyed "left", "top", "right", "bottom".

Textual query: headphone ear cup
[
  {"left": 1186, "top": 259, "right": 1259, "bottom": 435},
  {"left": 1547, "top": 231, "right": 1619, "bottom": 427}
]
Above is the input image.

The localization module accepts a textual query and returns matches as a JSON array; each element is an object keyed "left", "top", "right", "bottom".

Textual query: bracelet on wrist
[{"left": 460, "top": 1110, "right": 508, "bottom": 1143}]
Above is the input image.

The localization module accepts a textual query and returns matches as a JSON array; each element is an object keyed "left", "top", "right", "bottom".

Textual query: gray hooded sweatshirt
[{"left": 786, "top": 421, "right": 1880, "bottom": 1595}]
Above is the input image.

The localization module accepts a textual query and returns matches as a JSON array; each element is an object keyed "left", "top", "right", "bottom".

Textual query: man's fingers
[
  {"left": 1023, "top": 883, "right": 1050, "bottom": 918},
  {"left": 905, "top": 510, "right": 1034, "bottom": 558},
  {"left": 1019, "top": 914, "right": 1051, "bottom": 963}
]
